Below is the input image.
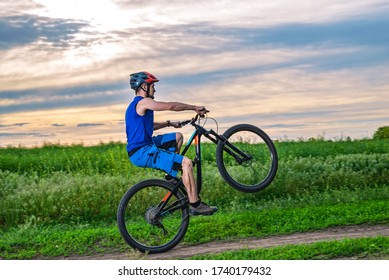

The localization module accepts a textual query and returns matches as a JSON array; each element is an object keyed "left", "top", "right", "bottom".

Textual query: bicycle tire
[
  {"left": 117, "top": 179, "right": 189, "bottom": 254},
  {"left": 216, "top": 124, "right": 278, "bottom": 193}
]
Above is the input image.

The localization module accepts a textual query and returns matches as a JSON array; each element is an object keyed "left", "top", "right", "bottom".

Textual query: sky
[{"left": 1, "top": 0, "right": 388, "bottom": 147}]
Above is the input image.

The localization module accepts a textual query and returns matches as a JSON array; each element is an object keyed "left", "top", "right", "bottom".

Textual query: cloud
[
  {"left": 236, "top": 17, "right": 389, "bottom": 48},
  {"left": 102, "top": 15, "right": 389, "bottom": 82},
  {"left": 0, "top": 15, "right": 89, "bottom": 50},
  {"left": 0, "top": 122, "right": 29, "bottom": 127},
  {"left": 0, "top": 0, "right": 43, "bottom": 17},
  {"left": 112, "top": 0, "right": 389, "bottom": 27},
  {"left": 0, "top": 82, "right": 128, "bottom": 114},
  {"left": 1, "top": 8, "right": 388, "bottom": 93},
  {"left": 77, "top": 123, "right": 105, "bottom": 127},
  {"left": 263, "top": 124, "right": 307, "bottom": 129},
  {"left": 0, "top": 132, "right": 53, "bottom": 137},
  {"left": 1, "top": 0, "right": 389, "bottom": 146}
]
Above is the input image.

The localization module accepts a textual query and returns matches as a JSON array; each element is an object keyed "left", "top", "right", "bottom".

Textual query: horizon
[{"left": 0, "top": 124, "right": 381, "bottom": 149}]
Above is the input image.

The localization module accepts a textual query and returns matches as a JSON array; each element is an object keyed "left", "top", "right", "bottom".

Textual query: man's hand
[
  {"left": 170, "top": 121, "right": 182, "bottom": 128},
  {"left": 195, "top": 106, "right": 209, "bottom": 116}
]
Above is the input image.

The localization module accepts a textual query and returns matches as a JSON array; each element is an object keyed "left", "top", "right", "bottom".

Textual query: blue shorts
[{"left": 129, "top": 133, "right": 184, "bottom": 178}]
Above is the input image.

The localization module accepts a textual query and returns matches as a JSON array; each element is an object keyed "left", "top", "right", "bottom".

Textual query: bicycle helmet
[{"left": 129, "top": 71, "right": 159, "bottom": 90}]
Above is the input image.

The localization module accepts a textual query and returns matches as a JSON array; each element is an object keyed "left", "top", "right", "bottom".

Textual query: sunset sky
[{"left": 1, "top": 0, "right": 388, "bottom": 147}]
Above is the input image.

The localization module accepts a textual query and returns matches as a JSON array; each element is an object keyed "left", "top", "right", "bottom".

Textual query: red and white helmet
[{"left": 129, "top": 71, "right": 159, "bottom": 90}]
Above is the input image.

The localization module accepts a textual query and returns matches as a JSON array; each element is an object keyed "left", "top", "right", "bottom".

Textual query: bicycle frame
[
  {"left": 155, "top": 115, "right": 254, "bottom": 217},
  {"left": 180, "top": 115, "right": 252, "bottom": 194}
]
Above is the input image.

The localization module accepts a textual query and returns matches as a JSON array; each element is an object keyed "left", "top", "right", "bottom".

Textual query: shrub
[{"left": 373, "top": 126, "right": 389, "bottom": 139}]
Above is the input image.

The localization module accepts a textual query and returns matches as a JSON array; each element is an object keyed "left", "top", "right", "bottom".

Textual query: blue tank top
[{"left": 125, "top": 96, "right": 154, "bottom": 152}]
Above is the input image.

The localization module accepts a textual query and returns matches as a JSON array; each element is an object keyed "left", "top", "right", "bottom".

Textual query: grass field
[{"left": 1, "top": 138, "right": 388, "bottom": 259}]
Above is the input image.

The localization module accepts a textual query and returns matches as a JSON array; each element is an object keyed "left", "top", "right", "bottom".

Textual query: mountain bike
[{"left": 117, "top": 114, "right": 278, "bottom": 253}]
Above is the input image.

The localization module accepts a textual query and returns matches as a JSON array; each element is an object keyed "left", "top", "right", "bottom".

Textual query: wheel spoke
[
  {"left": 216, "top": 124, "right": 278, "bottom": 192},
  {"left": 117, "top": 180, "right": 189, "bottom": 253}
]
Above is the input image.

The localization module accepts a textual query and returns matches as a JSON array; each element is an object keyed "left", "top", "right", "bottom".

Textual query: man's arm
[
  {"left": 154, "top": 120, "right": 181, "bottom": 131},
  {"left": 137, "top": 98, "right": 207, "bottom": 116}
]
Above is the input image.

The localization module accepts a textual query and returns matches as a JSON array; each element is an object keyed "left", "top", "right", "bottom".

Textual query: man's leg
[
  {"left": 153, "top": 132, "right": 217, "bottom": 215},
  {"left": 181, "top": 155, "right": 217, "bottom": 215},
  {"left": 175, "top": 132, "right": 183, "bottom": 153},
  {"left": 181, "top": 156, "right": 199, "bottom": 203},
  {"left": 175, "top": 132, "right": 201, "bottom": 203}
]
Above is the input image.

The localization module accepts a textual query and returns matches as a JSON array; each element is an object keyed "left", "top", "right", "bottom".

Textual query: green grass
[
  {"left": 1, "top": 197, "right": 388, "bottom": 259},
  {"left": 1, "top": 138, "right": 389, "bottom": 259},
  {"left": 190, "top": 237, "right": 389, "bottom": 260},
  {"left": 0, "top": 223, "right": 124, "bottom": 259},
  {"left": 1, "top": 139, "right": 388, "bottom": 175},
  {"left": 1, "top": 152, "right": 388, "bottom": 227}
]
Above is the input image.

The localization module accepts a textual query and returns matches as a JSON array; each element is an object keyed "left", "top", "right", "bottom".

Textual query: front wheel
[
  {"left": 117, "top": 179, "right": 190, "bottom": 254},
  {"left": 216, "top": 124, "right": 278, "bottom": 193}
]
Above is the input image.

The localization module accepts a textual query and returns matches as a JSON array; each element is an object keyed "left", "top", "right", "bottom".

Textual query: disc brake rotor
[{"left": 145, "top": 206, "right": 161, "bottom": 225}]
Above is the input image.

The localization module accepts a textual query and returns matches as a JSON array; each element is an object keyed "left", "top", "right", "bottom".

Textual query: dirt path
[{"left": 60, "top": 224, "right": 389, "bottom": 260}]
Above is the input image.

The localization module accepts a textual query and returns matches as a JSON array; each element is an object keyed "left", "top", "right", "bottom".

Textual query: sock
[{"left": 190, "top": 200, "right": 201, "bottom": 208}]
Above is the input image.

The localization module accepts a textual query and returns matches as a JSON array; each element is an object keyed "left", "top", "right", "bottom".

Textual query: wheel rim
[
  {"left": 220, "top": 129, "right": 276, "bottom": 188},
  {"left": 122, "top": 184, "right": 188, "bottom": 251}
]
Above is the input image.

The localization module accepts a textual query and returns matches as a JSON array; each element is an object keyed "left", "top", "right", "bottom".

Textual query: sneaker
[{"left": 190, "top": 202, "right": 218, "bottom": 216}]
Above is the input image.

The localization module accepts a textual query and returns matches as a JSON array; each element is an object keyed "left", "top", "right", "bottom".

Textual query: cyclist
[{"left": 125, "top": 71, "right": 218, "bottom": 216}]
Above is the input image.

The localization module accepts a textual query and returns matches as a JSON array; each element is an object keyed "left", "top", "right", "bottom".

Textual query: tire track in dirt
[{"left": 58, "top": 224, "right": 389, "bottom": 260}]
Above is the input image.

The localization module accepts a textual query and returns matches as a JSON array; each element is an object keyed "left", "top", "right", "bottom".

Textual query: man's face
[
  {"left": 148, "top": 83, "right": 156, "bottom": 98},
  {"left": 140, "top": 83, "right": 156, "bottom": 98}
]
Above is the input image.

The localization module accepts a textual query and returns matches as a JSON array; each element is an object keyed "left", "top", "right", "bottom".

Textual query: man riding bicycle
[{"left": 125, "top": 71, "right": 218, "bottom": 216}]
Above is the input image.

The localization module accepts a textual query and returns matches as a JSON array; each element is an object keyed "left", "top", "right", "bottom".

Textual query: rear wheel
[
  {"left": 216, "top": 124, "right": 278, "bottom": 192},
  {"left": 117, "top": 179, "right": 189, "bottom": 253}
]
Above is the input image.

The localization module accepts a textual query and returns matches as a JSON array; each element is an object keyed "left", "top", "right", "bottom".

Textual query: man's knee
[
  {"left": 176, "top": 132, "right": 183, "bottom": 145},
  {"left": 181, "top": 156, "right": 193, "bottom": 170}
]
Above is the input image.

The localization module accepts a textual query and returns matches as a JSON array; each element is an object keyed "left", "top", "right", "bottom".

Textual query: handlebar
[{"left": 179, "top": 111, "right": 208, "bottom": 127}]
